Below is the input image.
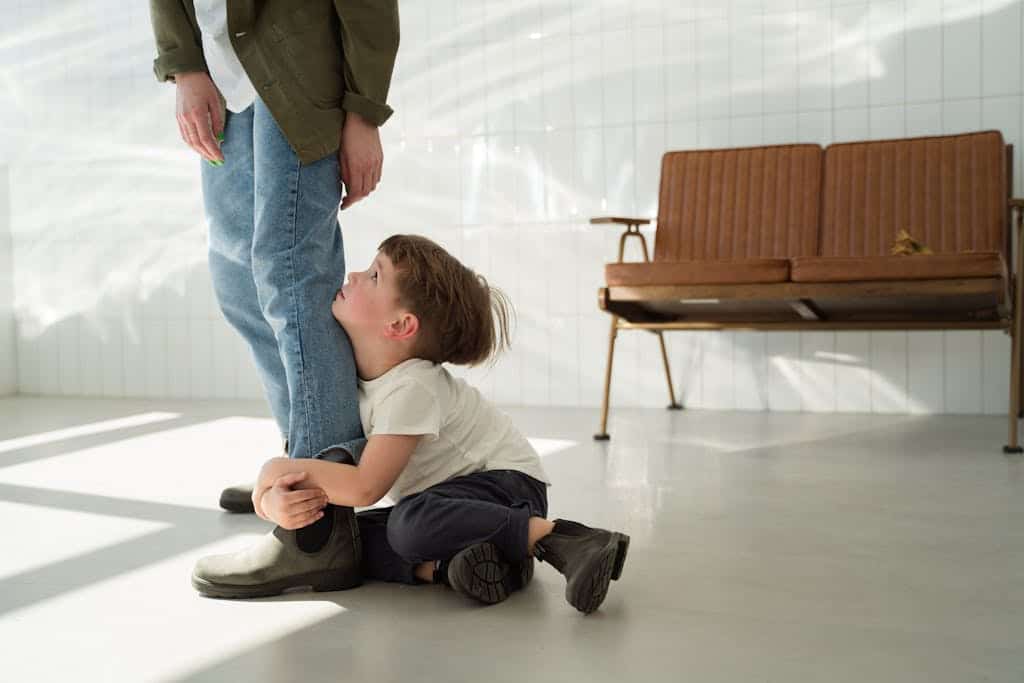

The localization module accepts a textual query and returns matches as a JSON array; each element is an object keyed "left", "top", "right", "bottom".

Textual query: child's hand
[{"left": 259, "top": 472, "right": 329, "bottom": 530}]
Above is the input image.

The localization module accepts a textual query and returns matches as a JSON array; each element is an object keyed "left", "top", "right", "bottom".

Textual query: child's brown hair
[{"left": 378, "top": 234, "right": 513, "bottom": 366}]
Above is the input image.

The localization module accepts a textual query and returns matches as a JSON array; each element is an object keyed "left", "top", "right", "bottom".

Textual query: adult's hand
[
  {"left": 174, "top": 71, "right": 225, "bottom": 163},
  {"left": 339, "top": 111, "right": 383, "bottom": 210}
]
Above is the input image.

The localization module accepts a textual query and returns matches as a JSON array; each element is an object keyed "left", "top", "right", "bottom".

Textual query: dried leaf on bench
[{"left": 891, "top": 229, "right": 933, "bottom": 256}]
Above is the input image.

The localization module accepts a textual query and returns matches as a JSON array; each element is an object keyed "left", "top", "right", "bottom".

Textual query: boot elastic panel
[{"left": 296, "top": 504, "right": 335, "bottom": 552}]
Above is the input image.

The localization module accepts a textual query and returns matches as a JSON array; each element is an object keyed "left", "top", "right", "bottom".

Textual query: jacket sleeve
[
  {"left": 148, "top": 0, "right": 208, "bottom": 83},
  {"left": 333, "top": 0, "right": 400, "bottom": 126}
]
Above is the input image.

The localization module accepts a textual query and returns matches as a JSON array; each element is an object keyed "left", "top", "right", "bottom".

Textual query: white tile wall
[
  {"left": 5, "top": 0, "right": 1024, "bottom": 416},
  {"left": 0, "top": 165, "right": 13, "bottom": 395}
]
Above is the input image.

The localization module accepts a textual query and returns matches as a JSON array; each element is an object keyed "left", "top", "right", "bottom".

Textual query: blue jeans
[{"left": 200, "top": 95, "right": 365, "bottom": 462}]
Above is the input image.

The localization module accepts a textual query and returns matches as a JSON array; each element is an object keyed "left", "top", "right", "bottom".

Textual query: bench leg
[
  {"left": 1018, "top": 346, "right": 1024, "bottom": 420},
  {"left": 656, "top": 332, "right": 682, "bottom": 410},
  {"left": 1006, "top": 275, "right": 1024, "bottom": 453},
  {"left": 1019, "top": 323, "right": 1024, "bottom": 420},
  {"left": 595, "top": 316, "right": 618, "bottom": 441}
]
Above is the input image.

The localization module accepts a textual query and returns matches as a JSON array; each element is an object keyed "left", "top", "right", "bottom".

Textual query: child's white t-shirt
[{"left": 357, "top": 358, "right": 551, "bottom": 503}]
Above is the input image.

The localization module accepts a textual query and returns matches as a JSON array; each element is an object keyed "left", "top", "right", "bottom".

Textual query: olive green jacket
[{"left": 149, "top": 0, "right": 399, "bottom": 164}]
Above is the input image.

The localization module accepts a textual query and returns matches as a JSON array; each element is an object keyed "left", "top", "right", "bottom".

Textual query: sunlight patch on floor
[
  {"left": 0, "top": 500, "right": 168, "bottom": 581},
  {"left": 0, "top": 532, "right": 345, "bottom": 682},
  {"left": 526, "top": 437, "right": 576, "bottom": 458},
  {"left": 0, "top": 411, "right": 181, "bottom": 454},
  {"left": 0, "top": 416, "right": 280, "bottom": 509}
]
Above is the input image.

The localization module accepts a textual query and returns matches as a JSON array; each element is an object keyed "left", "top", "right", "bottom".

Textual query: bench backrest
[
  {"left": 820, "top": 131, "right": 1008, "bottom": 257},
  {"left": 654, "top": 144, "right": 823, "bottom": 262}
]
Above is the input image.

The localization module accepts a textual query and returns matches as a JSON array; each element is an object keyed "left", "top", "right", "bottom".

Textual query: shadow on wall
[{"left": 3, "top": 1, "right": 1017, "bottom": 410}]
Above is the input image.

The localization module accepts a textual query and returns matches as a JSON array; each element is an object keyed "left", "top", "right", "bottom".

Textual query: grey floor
[{"left": 0, "top": 396, "right": 1022, "bottom": 682}]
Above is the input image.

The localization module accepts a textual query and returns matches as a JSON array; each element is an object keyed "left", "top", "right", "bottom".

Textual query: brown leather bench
[{"left": 593, "top": 131, "right": 1023, "bottom": 452}]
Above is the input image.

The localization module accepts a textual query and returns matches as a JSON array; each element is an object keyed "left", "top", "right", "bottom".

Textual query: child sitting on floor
[{"left": 193, "top": 234, "right": 629, "bottom": 613}]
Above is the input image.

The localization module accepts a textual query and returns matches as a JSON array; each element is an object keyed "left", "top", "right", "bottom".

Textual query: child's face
[{"left": 331, "top": 251, "right": 408, "bottom": 340}]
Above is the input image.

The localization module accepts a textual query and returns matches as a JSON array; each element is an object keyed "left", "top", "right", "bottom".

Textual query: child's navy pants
[{"left": 355, "top": 469, "right": 548, "bottom": 584}]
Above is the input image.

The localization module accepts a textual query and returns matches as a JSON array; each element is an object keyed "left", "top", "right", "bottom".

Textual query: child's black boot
[{"left": 533, "top": 519, "right": 629, "bottom": 614}]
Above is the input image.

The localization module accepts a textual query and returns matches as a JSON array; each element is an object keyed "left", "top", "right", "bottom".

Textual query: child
[{"left": 192, "top": 235, "right": 629, "bottom": 613}]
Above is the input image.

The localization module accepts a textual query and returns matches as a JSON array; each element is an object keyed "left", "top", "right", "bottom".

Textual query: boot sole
[
  {"left": 568, "top": 532, "right": 630, "bottom": 615},
  {"left": 192, "top": 570, "right": 362, "bottom": 599},
  {"left": 448, "top": 543, "right": 513, "bottom": 605}
]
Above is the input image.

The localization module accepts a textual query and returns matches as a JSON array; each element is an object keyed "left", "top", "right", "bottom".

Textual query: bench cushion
[
  {"left": 654, "top": 144, "right": 823, "bottom": 261},
  {"left": 821, "top": 131, "right": 1007, "bottom": 258},
  {"left": 790, "top": 252, "right": 1004, "bottom": 283},
  {"left": 606, "top": 259, "right": 790, "bottom": 286}
]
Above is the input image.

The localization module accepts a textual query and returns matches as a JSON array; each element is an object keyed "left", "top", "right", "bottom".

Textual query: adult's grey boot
[
  {"left": 533, "top": 519, "right": 630, "bottom": 614},
  {"left": 219, "top": 484, "right": 255, "bottom": 513},
  {"left": 191, "top": 503, "right": 362, "bottom": 599},
  {"left": 218, "top": 438, "right": 288, "bottom": 513},
  {"left": 442, "top": 542, "right": 535, "bottom": 605}
]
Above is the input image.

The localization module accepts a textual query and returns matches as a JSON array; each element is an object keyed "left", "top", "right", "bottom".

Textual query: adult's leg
[
  {"left": 201, "top": 105, "right": 289, "bottom": 441},
  {"left": 191, "top": 98, "right": 367, "bottom": 598},
  {"left": 251, "top": 96, "right": 364, "bottom": 461}
]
